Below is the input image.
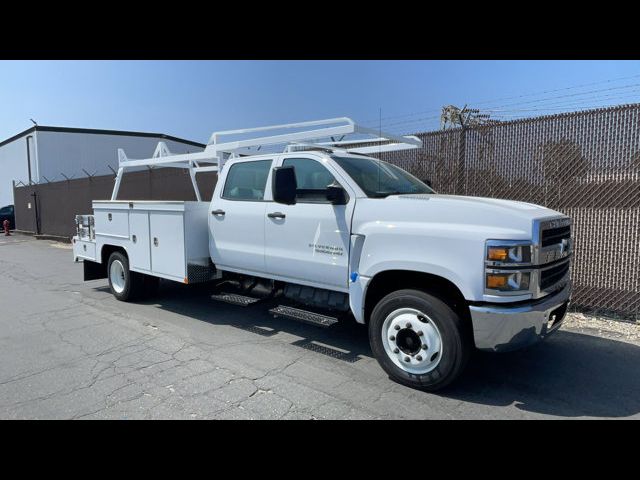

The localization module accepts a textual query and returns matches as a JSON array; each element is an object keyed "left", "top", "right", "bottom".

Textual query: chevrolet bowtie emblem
[{"left": 559, "top": 238, "right": 568, "bottom": 255}]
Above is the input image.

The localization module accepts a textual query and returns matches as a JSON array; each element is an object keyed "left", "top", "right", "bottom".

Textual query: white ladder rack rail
[
  {"left": 111, "top": 142, "right": 220, "bottom": 201},
  {"left": 111, "top": 117, "right": 422, "bottom": 201}
]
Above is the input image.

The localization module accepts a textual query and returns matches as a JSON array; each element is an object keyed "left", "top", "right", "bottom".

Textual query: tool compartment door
[
  {"left": 129, "top": 210, "right": 151, "bottom": 271},
  {"left": 149, "top": 210, "right": 186, "bottom": 281},
  {"left": 94, "top": 209, "right": 129, "bottom": 238}
]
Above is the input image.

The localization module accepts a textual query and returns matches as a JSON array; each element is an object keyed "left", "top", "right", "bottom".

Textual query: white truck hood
[{"left": 352, "top": 194, "right": 565, "bottom": 240}]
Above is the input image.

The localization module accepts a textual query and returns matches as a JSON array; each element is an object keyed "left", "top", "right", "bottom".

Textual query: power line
[
  {"left": 489, "top": 101, "right": 640, "bottom": 118},
  {"left": 484, "top": 89, "right": 640, "bottom": 113},
  {"left": 472, "top": 82, "right": 640, "bottom": 110},
  {"left": 381, "top": 101, "right": 640, "bottom": 134},
  {"left": 363, "top": 87, "right": 640, "bottom": 132},
  {"left": 468, "top": 72, "right": 640, "bottom": 107},
  {"left": 358, "top": 71, "right": 640, "bottom": 128}
]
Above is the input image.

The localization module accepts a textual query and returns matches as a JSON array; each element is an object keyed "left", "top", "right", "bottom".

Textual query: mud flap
[{"left": 84, "top": 260, "right": 107, "bottom": 281}]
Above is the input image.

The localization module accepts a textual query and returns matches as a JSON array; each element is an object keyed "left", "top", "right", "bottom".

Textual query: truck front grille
[
  {"left": 540, "top": 260, "right": 570, "bottom": 290},
  {"left": 541, "top": 224, "right": 571, "bottom": 247}
]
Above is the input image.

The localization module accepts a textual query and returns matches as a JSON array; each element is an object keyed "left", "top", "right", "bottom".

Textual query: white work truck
[{"left": 72, "top": 118, "right": 572, "bottom": 391}]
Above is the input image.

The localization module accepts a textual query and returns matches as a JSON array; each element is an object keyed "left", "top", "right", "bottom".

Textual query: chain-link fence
[{"left": 379, "top": 103, "right": 640, "bottom": 318}]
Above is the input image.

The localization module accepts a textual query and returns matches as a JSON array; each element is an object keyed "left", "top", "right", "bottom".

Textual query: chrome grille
[
  {"left": 541, "top": 224, "right": 571, "bottom": 248},
  {"left": 536, "top": 217, "right": 572, "bottom": 266},
  {"left": 535, "top": 216, "right": 572, "bottom": 297},
  {"left": 540, "top": 260, "right": 570, "bottom": 290}
]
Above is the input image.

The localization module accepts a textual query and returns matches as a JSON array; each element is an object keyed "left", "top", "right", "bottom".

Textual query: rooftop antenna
[
  {"left": 378, "top": 107, "right": 382, "bottom": 192},
  {"left": 30, "top": 118, "right": 38, "bottom": 126}
]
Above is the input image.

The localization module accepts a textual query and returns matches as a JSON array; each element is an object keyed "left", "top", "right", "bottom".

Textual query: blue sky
[{"left": 1, "top": 60, "right": 640, "bottom": 144}]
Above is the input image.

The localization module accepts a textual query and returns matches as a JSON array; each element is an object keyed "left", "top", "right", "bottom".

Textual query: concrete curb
[
  {"left": 11, "top": 230, "right": 72, "bottom": 244},
  {"left": 34, "top": 234, "right": 72, "bottom": 244}
]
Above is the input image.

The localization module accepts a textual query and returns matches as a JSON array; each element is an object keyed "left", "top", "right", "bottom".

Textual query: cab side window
[
  {"left": 282, "top": 157, "right": 338, "bottom": 203},
  {"left": 222, "top": 160, "right": 272, "bottom": 201}
]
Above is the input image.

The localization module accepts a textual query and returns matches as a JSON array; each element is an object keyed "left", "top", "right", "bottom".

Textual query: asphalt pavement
[{"left": 1, "top": 234, "right": 639, "bottom": 419}]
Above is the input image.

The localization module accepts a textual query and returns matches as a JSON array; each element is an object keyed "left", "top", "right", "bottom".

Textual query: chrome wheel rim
[
  {"left": 382, "top": 308, "right": 443, "bottom": 375},
  {"left": 110, "top": 260, "right": 126, "bottom": 294}
]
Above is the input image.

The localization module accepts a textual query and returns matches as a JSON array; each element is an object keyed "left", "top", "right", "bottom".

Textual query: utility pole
[
  {"left": 457, "top": 111, "right": 467, "bottom": 195},
  {"left": 441, "top": 105, "right": 498, "bottom": 195},
  {"left": 441, "top": 105, "right": 494, "bottom": 130}
]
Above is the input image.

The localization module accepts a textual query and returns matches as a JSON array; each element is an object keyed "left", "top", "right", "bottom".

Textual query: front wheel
[{"left": 369, "top": 289, "right": 470, "bottom": 391}]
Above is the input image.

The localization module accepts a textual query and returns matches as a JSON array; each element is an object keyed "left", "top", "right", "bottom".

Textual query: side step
[
  {"left": 211, "top": 292, "right": 262, "bottom": 307},
  {"left": 269, "top": 305, "right": 338, "bottom": 328}
]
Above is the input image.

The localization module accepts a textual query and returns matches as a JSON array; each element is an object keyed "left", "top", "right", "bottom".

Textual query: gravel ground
[{"left": 563, "top": 312, "right": 640, "bottom": 343}]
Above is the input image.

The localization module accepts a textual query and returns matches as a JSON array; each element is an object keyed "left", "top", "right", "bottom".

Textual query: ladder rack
[{"left": 111, "top": 117, "right": 422, "bottom": 201}]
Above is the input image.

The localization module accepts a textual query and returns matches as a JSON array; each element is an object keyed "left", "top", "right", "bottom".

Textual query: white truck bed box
[{"left": 73, "top": 200, "right": 216, "bottom": 284}]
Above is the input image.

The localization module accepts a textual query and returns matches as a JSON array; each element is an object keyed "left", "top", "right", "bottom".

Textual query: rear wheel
[
  {"left": 369, "top": 289, "right": 470, "bottom": 391},
  {"left": 107, "top": 251, "right": 142, "bottom": 302}
]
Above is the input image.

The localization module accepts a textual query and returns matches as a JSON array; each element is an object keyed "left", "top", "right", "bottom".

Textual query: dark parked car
[{"left": 0, "top": 205, "right": 15, "bottom": 230}]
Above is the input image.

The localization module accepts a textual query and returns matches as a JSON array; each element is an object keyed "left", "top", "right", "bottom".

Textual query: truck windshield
[{"left": 332, "top": 155, "right": 434, "bottom": 198}]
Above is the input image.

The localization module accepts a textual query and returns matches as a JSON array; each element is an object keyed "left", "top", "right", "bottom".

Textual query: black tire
[
  {"left": 107, "top": 251, "right": 142, "bottom": 302},
  {"left": 369, "top": 289, "right": 470, "bottom": 391}
]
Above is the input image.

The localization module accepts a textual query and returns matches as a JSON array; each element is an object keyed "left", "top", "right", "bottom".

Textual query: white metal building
[{"left": 0, "top": 125, "right": 205, "bottom": 207}]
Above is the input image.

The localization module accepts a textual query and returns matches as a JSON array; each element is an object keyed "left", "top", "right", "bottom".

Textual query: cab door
[
  {"left": 264, "top": 156, "right": 354, "bottom": 292},
  {"left": 209, "top": 158, "right": 272, "bottom": 275}
]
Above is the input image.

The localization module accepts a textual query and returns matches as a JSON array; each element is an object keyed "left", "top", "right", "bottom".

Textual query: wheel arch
[
  {"left": 101, "top": 244, "right": 128, "bottom": 265},
  {"left": 82, "top": 244, "right": 128, "bottom": 281},
  {"left": 364, "top": 270, "right": 471, "bottom": 328}
]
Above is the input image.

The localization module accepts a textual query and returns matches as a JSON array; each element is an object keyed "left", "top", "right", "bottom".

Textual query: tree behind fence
[{"left": 379, "top": 103, "right": 640, "bottom": 318}]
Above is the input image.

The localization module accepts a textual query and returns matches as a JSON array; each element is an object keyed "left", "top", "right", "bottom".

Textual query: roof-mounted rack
[{"left": 110, "top": 117, "right": 421, "bottom": 201}]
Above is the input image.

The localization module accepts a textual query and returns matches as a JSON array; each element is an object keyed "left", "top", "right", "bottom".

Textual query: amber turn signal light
[
  {"left": 487, "top": 247, "right": 509, "bottom": 261},
  {"left": 486, "top": 274, "right": 508, "bottom": 289}
]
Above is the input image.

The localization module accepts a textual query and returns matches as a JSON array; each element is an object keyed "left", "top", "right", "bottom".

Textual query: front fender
[{"left": 355, "top": 226, "right": 487, "bottom": 301}]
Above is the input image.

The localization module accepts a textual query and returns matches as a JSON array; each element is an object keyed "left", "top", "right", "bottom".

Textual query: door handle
[
  {"left": 267, "top": 212, "right": 286, "bottom": 219},
  {"left": 211, "top": 209, "right": 226, "bottom": 216}
]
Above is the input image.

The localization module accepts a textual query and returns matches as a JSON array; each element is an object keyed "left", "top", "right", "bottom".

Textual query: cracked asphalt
[{"left": 1, "top": 234, "right": 640, "bottom": 419}]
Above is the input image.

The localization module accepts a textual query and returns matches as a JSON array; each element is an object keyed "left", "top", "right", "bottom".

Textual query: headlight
[
  {"left": 486, "top": 271, "right": 531, "bottom": 292},
  {"left": 485, "top": 240, "right": 534, "bottom": 296}
]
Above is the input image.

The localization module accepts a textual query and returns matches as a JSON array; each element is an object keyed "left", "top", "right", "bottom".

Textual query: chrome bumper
[{"left": 469, "top": 282, "right": 571, "bottom": 352}]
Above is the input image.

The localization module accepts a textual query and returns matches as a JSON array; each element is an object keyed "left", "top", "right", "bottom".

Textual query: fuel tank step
[
  {"left": 269, "top": 305, "right": 338, "bottom": 328},
  {"left": 211, "top": 292, "right": 262, "bottom": 307}
]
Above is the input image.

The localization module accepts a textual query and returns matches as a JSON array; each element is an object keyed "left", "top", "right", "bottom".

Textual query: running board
[
  {"left": 211, "top": 292, "right": 262, "bottom": 307},
  {"left": 269, "top": 305, "right": 338, "bottom": 328}
]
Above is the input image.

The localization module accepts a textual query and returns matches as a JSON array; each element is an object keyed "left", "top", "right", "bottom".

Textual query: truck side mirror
[
  {"left": 272, "top": 166, "right": 297, "bottom": 205},
  {"left": 326, "top": 182, "right": 348, "bottom": 205},
  {"left": 422, "top": 178, "right": 433, "bottom": 188}
]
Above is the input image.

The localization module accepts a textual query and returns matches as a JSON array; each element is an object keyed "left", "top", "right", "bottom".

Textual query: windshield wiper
[
  {"left": 370, "top": 189, "right": 434, "bottom": 198},
  {"left": 371, "top": 190, "right": 404, "bottom": 198}
]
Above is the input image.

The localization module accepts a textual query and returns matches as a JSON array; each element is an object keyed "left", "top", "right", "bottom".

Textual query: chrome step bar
[
  {"left": 269, "top": 305, "right": 339, "bottom": 328},
  {"left": 211, "top": 292, "right": 262, "bottom": 307}
]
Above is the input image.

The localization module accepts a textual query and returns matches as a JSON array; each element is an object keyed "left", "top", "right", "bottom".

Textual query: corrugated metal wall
[
  {"left": 0, "top": 134, "right": 31, "bottom": 207},
  {"left": 34, "top": 131, "right": 202, "bottom": 181}
]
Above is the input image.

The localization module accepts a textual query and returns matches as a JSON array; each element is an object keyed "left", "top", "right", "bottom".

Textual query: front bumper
[{"left": 469, "top": 282, "right": 571, "bottom": 352}]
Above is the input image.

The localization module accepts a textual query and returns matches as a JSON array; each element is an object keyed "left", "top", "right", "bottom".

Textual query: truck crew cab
[{"left": 73, "top": 118, "right": 572, "bottom": 391}]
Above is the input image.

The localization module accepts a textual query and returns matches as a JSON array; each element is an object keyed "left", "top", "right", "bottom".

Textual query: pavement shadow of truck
[
  {"left": 443, "top": 330, "right": 640, "bottom": 418},
  {"left": 125, "top": 280, "right": 372, "bottom": 365}
]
